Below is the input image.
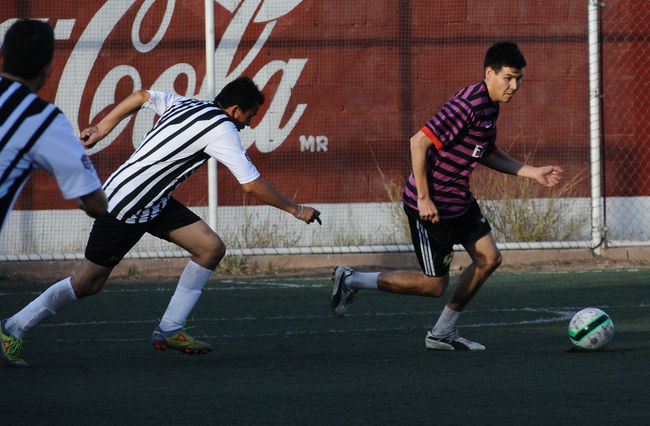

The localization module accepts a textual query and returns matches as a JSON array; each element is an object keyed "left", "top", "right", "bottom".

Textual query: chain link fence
[
  {"left": 599, "top": 1, "right": 650, "bottom": 245},
  {"left": 0, "top": 1, "right": 648, "bottom": 261}
]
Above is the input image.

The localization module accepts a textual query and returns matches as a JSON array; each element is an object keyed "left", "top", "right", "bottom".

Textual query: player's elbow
[
  {"left": 241, "top": 178, "right": 261, "bottom": 196},
  {"left": 79, "top": 189, "right": 108, "bottom": 218},
  {"left": 410, "top": 131, "right": 432, "bottom": 154},
  {"left": 122, "top": 90, "right": 151, "bottom": 112},
  {"left": 409, "top": 134, "right": 421, "bottom": 151},
  {"left": 241, "top": 182, "right": 254, "bottom": 194},
  {"left": 83, "top": 205, "right": 107, "bottom": 218},
  {"left": 132, "top": 90, "right": 150, "bottom": 102}
]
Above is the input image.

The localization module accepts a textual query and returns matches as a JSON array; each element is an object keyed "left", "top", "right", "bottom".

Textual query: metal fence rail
[{"left": 0, "top": 1, "right": 647, "bottom": 262}]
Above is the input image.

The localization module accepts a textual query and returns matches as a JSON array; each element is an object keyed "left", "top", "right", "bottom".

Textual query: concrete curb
[{"left": 1, "top": 246, "right": 648, "bottom": 281}]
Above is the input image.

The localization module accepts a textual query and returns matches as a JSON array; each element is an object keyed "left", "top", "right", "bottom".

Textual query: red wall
[{"left": 2, "top": 1, "right": 647, "bottom": 210}]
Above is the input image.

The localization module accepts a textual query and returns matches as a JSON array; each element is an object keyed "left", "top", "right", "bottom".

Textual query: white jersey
[
  {"left": 0, "top": 78, "right": 102, "bottom": 233},
  {"left": 103, "top": 90, "right": 260, "bottom": 223}
]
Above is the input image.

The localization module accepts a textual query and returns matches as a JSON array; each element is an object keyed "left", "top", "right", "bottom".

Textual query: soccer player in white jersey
[
  {"left": 330, "top": 42, "right": 563, "bottom": 351},
  {"left": 0, "top": 19, "right": 107, "bottom": 367},
  {"left": 0, "top": 20, "right": 106, "bottom": 232},
  {"left": 1, "top": 76, "right": 321, "bottom": 367}
]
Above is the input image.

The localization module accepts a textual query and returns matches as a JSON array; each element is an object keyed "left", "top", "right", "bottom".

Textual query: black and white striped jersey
[
  {"left": 103, "top": 90, "right": 260, "bottom": 223},
  {"left": 0, "top": 77, "right": 102, "bottom": 233}
]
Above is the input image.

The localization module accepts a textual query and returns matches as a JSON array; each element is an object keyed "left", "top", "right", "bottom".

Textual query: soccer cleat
[
  {"left": 1, "top": 319, "right": 30, "bottom": 368},
  {"left": 151, "top": 326, "right": 212, "bottom": 354},
  {"left": 330, "top": 266, "right": 357, "bottom": 318},
  {"left": 425, "top": 329, "right": 486, "bottom": 351}
]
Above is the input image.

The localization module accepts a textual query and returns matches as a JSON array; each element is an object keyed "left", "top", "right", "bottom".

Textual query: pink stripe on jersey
[{"left": 402, "top": 81, "right": 499, "bottom": 219}]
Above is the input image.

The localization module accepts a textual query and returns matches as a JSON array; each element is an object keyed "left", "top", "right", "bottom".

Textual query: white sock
[
  {"left": 5, "top": 277, "right": 78, "bottom": 338},
  {"left": 347, "top": 272, "right": 379, "bottom": 290},
  {"left": 158, "top": 260, "right": 213, "bottom": 332},
  {"left": 431, "top": 306, "right": 461, "bottom": 336}
]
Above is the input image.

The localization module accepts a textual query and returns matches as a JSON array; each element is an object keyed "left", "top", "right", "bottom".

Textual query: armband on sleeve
[{"left": 421, "top": 126, "right": 443, "bottom": 150}]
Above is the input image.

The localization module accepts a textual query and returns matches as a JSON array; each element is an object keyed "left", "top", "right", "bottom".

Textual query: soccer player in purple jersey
[{"left": 331, "top": 41, "right": 563, "bottom": 351}]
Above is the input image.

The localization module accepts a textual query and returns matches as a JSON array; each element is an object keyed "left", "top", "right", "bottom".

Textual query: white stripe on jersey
[
  {"left": 104, "top": 93, "right": 259, "bottom": 223},
  {"left": 416, "top": 220, "right": 436, "bottom": 276}
]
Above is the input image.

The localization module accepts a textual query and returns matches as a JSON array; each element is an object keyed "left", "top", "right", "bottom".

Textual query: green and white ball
[{"left": 568, "top": 307, "right": 614, "bottom": 350}]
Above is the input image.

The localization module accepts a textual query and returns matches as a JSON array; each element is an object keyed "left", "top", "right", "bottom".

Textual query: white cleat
[
  {"left": 425, "top": 329, "right": 486, "bottom": 351},
  {"left": 330, "top": 266, "right": 357, "bottom": 318}
]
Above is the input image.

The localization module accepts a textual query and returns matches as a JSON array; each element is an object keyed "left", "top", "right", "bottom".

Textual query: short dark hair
[
  {"left": 1, "top": 19, "right": 55, "bottom": 79},
  {"left": 484, "top": 41, "right": 526, "bottom": 72},
  {"left": 214, "top": 76, "right": 265, "bottom": 112}
]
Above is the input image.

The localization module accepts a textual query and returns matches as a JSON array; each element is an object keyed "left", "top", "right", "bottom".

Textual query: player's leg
[
  {"left": 434, "top": 200, "right": 501, "bottom": 322},
  {"left": 331, "top": 204, "right": 452, "bottom": 318},
  {"left": 14, "top": 260, "right": 114, "bottom": 337},
  {"left": 1, "top": 275, "right": 83, "bottom": 368},
  {"left": 4, "top": 215, "right": 121, "bottom": 337},
  {"left": 331, "top": 269, "right": 448, "bottom": 318},
  {"left": 162, "top": 219, "right": 224, "bottom": 331},
  {"left": 149, "top": 199, "right": 222, "bottom": 353},
  {"left": 375, "top": 204, "right": 453, "bottom": 297},
  {"left": 377, "top": 272, "right": 448, "bottom": 297},
  {"left": 70, "top": 260, "right": 114, "bottom": 298},
  {"left": 166, "top": 218, "right": 226, "bottom": 270},
  {"left": 446, "top": 231, "right": 501, "bottom": 312},
  {"left": 427, "top": 201, "right": 499, "bottom": 351},
  {"left": 1, "top": 215, "right": 125, "bottom": 367}
]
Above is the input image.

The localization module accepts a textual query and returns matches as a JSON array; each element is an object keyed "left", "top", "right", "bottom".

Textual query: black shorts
[
  {"left": 85, "top": 197, "right": 202, "bottom": 267},
  {"left": 404, "top": 200, "right": 492, "bottom": 277}
]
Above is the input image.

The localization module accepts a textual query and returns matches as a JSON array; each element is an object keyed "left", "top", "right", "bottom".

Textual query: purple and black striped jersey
[{"left": 402, "top": 81, "right": 499, "bottom": 219}]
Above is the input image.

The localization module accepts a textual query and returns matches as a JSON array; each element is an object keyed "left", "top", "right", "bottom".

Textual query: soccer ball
[{"left": 568, "top": 307, "right": 614, "bottom": 350}]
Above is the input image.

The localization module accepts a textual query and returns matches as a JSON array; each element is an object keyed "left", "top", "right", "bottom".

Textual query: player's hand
[
  {"left": 79, "top": 125, "right": 104, "bottom": 148},
  {"left": 535, "top": 165, "right": 564, "bottom": 187},
  {"left": 417, "top": 198, "right": 440, "bottom": 223},
  {"left": 296, "top": 205, "right": 322, "bottom": 225}
]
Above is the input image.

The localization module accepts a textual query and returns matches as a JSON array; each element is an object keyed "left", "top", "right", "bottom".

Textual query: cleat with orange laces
[
  {"left": 1, "top": 319, "right": 30, "bottom": 368},
  {"left": 151, "top": 326, "right": 212, "bottom": 355}
]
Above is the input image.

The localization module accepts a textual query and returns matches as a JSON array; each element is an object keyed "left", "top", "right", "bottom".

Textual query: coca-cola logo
[{"left": 2, "top": 0, "right": 308, "bottom": 155}]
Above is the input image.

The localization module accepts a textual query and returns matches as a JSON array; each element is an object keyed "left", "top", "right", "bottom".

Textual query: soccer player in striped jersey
[
  {"left": 0, "top": 20, "right": 107, "bottom": 368},
  {"left": 0, "top": 20, "right": 106, "bottom": 233},
  {"left": 1, "top": 76, "right": 321, "bottom": 367},
  {"left": 331, "top": 41, "right": 563, "bottom": 351}
]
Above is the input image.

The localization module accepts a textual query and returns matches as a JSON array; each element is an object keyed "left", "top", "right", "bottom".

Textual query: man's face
[
  {"left": 230, "top": 102, "right": 260, "bottom": 131},
  {"left": 485, "top": 66, "right": 524, "bottom": 103}
]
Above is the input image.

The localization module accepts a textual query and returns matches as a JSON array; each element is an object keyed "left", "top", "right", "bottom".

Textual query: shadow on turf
[{"left": 564, "top": 346, "right": 637, "bottom": 353}]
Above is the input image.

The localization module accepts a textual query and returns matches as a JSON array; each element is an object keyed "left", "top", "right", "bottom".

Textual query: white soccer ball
[{"left": 568, "top": 307, "right": 614, "bottom": 350}]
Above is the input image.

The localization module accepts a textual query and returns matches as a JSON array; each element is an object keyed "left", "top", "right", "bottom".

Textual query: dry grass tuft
[{"left": 472, "top": 155, "right": 587, "bottom": 242}]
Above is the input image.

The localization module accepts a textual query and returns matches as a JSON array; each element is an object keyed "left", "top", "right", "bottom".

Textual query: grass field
[{"left": 2, "top": 268, "right": 649, "bottom": 425}]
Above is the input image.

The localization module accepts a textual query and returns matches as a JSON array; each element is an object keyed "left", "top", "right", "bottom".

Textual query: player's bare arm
[
  {"left": 521, "top": 165, "right": 564, "bottom": 187},
  {"left": 241, "top": 177, "right": 322, "bottom": 225},
  {"left": 481, "top": 148, "right": 563, "bottom": 187},
  {"left": 80, "top": 90, "right": 152, "bottom": 148},
  {"left": 410, "top": 130, "right": 439, "bottom": 223},
  {"left": 77, "top": 188, "right": 107, "bottom": 218}
]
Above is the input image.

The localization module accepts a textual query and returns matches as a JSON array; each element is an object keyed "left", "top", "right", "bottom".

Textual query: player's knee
[
  {"left": 476, "top": 250, "right": 502, "bottom": 273},
  {"left": 203, "top": 238, "right": 226, "bottom": 269},
  {"left": 70, "top": 263, "right": 111, "bottom": 298},
  {"left": 423, "top": 275, "right": 449, "bottom": 297},
  {"left": 428, "top": 286, "right": 446, "bottom": 298},
  {"left": 70, "top": 276, "right": 105, "bottom": 298},
  {"left": 490, "top": 250, "right": 503, "bottom": 270}
]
